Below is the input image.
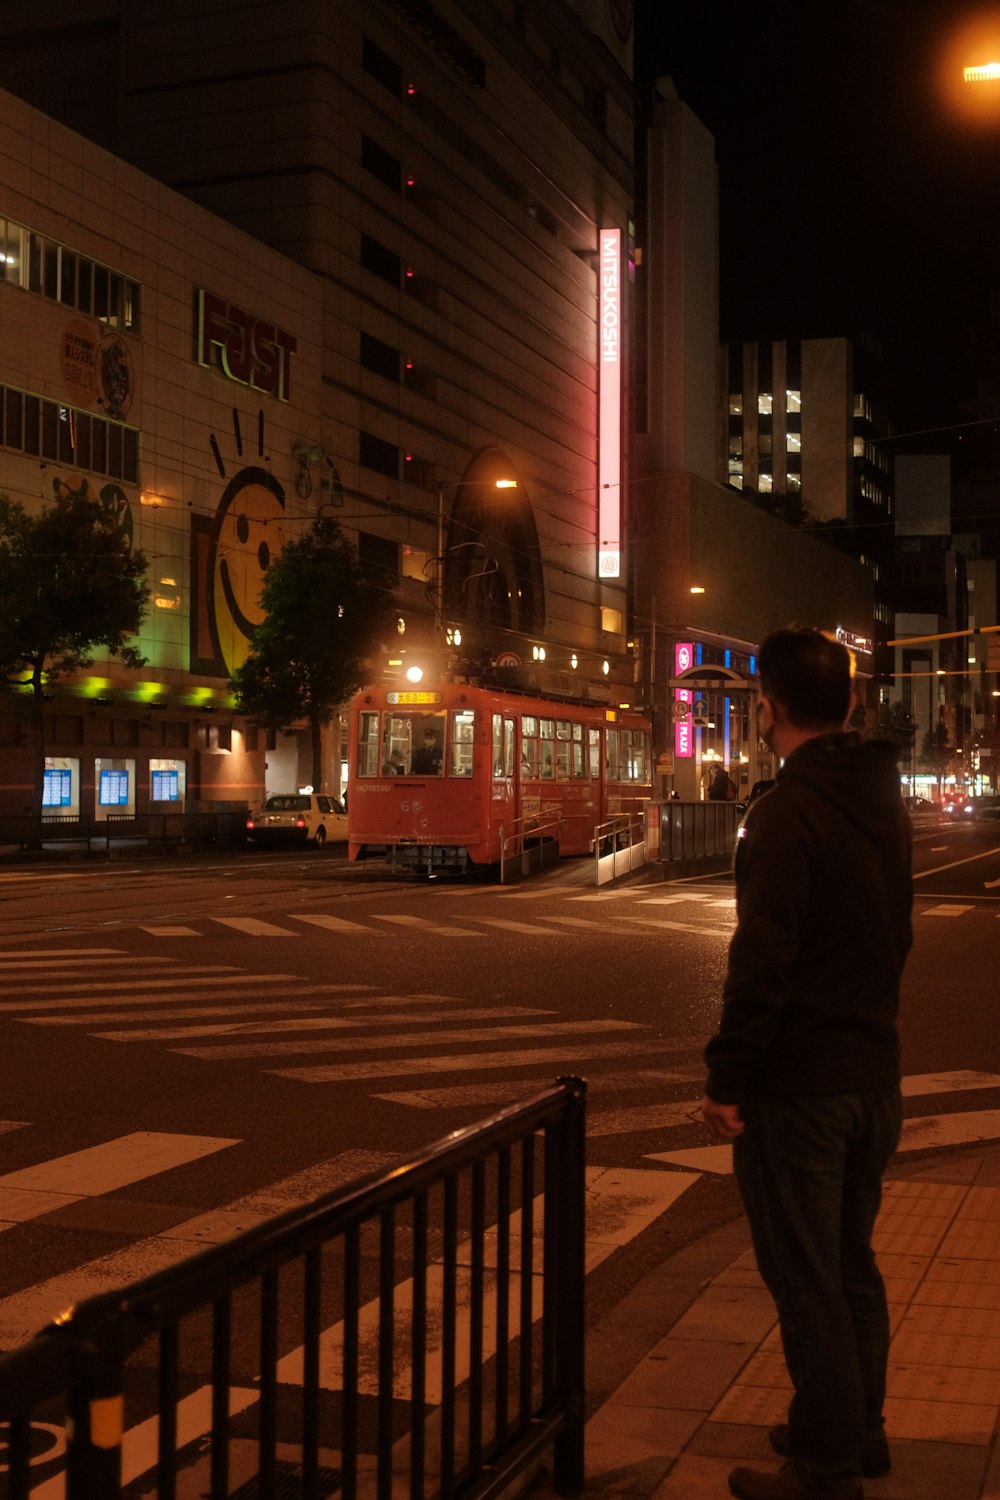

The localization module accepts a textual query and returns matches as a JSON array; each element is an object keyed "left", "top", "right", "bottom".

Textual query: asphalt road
[{"left": 2, "top": 825, "right": 1000, "bottom": 1391}]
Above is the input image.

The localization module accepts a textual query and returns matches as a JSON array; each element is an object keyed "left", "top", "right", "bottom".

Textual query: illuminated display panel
[
  {"left": 99, "top": 769, "right": 130, "bottom": 806},
  {"left": 598, "top": 228, "right": 621, "bottom": 579},
  {"left": 43, "top": 769, "right": 72, "bottom": 807}
]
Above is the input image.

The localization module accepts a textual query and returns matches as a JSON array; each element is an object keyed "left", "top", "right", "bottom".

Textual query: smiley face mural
[
  {"left": 211, "top": 466, "right": 285, "bottom": 675},
  {"left": 191, "top": 460, "right": 286, "bottom": 678}
]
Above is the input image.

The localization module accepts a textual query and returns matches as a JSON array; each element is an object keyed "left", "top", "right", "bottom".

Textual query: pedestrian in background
[{"left": 700, "top": 627, "right": 913, "bottom": 1500}]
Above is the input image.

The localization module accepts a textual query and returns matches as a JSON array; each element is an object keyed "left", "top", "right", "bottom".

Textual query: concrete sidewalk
[{"left": 569, "top": 1144, "right": 1000, "bottom": 1500}]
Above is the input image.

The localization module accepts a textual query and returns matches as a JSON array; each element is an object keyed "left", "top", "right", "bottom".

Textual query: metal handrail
[
  {"left": 498, "top": 813, "right": 563, "bottom": 882},
  {"left": 0, "top": 1078, "right": 587, "bottom": 1500}
]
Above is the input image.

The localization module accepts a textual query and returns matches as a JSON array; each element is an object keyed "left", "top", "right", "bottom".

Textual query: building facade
[
  {"left": 0, "top": 87, "right": 330, "bottom": 818},
  {"left": 0, "top": 1, "right": 643, "bottom": 818}
]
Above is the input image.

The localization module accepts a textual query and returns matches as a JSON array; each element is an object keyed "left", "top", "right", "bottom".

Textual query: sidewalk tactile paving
[
  {"left": 883, "top": 1396, "right": 999, "bottom": 1444},
  {"left": 562, "top": 1155, "right": 1000, "bottom": 1500},
  {"left": 887, "top": 1362, "right": 1000, "bottom": 1403},
  {"left": 940, "top": 1222, "right": 1000, "bottom": 1257},
  {"left": 897, "top": 1305, "right": 1000, "bottom": 1339},
  {"left": 956, "top": 1187, "right": 1000, "bottom": 1222},
  {"left": 733, "top": 1349, "right": 791, "bottom": 1390},
  {"left": 709, "top": 1381, "right": 788, "bottom": 1426},
  {"left": 890, "top": 1329, "right": 1000, "bottom": 1370},
  {"left": 921, "top": 1255, "right": 1000, "bottom": 1287}
]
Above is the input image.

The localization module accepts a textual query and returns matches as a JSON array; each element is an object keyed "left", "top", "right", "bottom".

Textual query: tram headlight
[{"left": 405, "top": 665, "right": 424, "bottom": 684}]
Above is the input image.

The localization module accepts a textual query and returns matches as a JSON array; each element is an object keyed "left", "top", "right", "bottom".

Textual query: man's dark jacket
[{"left": 704, "top": 732, "right": 912, "bottom": 1104}]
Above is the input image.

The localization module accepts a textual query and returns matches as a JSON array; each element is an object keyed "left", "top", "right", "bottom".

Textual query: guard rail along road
[
  {"left": 0, "top": 1078, "right": 587, "bottom": 1500},
  {"left": 658, "top": 799, "right": 740, "bottom": 864}
]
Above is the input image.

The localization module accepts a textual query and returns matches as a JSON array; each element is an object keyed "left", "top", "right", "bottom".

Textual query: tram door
[{"left": 490, "top": 713, "right": 517, "bottom": 860}]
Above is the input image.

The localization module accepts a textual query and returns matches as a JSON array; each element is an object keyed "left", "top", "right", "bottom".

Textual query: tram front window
[{"left": 380, "top": 712, "right": 447, "bottom": 776}]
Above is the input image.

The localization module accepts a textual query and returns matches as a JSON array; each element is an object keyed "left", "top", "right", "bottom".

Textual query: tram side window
[
  {"left": 451, "top": 709, "right": 475, "bottom": 777},
  {"left": 357, "top": 711, "right": 380, "bottom": 776},
  {"left": 539, "top": 717, "right": 555, "bottom": 779},
  {"left": 521, "top": 716, "right": 539, "bottom": 778},
  {"left": 589, "top": 727, "right": 601, "bottom": 777},
  {"left": 490, "top": 713, "right": 514, "bottom": 778},
  {"left": 554, "top": 719, "right": 571, "bottom": 780},
  {"left": 606, "top": 727, "right": 620, "bottom": 781},
  {"left": 620, "top": 728, "right": 649, "bottom": 782},
  {"left": 571, "top": 722, "right": 587, "bottom": 778}
]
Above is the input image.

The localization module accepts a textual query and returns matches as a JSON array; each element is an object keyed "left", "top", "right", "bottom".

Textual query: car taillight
[
  {"left": 295, "top": 816, "right": 306, "bottom": 828},
  {"left": 246, "top": 817, "right": 255, "bottom": 829}
]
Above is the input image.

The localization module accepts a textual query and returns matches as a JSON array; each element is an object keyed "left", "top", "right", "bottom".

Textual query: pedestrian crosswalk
[
  {"left": 124, "top": 883, "right": 739, "bottom": 940},
  {"left": 95, "top": 884, "right": 1000, "bottom": 941}
]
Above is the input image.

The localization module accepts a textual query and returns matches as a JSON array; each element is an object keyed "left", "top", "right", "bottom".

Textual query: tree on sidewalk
[
  {"left": 0, "top": 488, "right": 149, "bottom": 811},
  {"left": 229, "top": 516, "right": 396, "bottom": 791}
]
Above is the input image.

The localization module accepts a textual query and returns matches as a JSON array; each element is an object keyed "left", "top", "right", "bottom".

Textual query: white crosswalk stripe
[
  {"left": 274, "top": 1165, "right": 697, "bottom": 1402},
  {"left": 0, "top": 1147, "right": 397, "bottom": 1349},
  {"left": 0, "top": 1132, "right": 239, "bottom": 1229},
  {"left": 172, "top": 1017, "right": 641, "bottom": 1061}
]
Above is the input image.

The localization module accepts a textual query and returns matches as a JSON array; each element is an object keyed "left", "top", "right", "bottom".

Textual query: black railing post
[
  {"left": 65, "top": 1312, "right": 125, "bottom": 1500},
  {"left": 549, "top": 1076, "right": 587, "bottom": 1495}
]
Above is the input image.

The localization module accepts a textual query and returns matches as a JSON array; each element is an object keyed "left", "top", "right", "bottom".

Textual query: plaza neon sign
[
  {"left": 674, "top": 641, "right": 694, "bottom": 759},
  {"left": 598, "top": 228, "right": 621, "bottom": 580}
]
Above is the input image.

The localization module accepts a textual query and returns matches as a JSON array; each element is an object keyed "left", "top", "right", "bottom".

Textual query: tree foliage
[
  {"left": 0, "top": 489, "right": 149, "bottom": 817},
  {"left": 229, "top": 517, "right": 396, "bottom": 790},
  {"left": 0, "top": 490, "right": 149, "bottom": 700},
  {"left": 875, "top": 700, "right": 917, "bottom": 751}
]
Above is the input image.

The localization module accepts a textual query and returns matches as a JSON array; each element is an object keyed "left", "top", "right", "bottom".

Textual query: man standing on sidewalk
[{"left": 700, "top": 627, "right": 913, "bottom": 1500}]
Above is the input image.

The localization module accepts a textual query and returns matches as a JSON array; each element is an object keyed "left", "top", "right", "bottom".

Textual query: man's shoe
[
  {"left": 769, "top": 1424, "right": 890, "bottom": 1479},
  {"left": 728, "top": 1461, "right": 863, "bottom": 1500}
]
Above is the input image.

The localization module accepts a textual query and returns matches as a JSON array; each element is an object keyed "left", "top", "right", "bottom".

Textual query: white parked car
[{"left": 246, "top": 793, "right": 347, "bottom": 847}]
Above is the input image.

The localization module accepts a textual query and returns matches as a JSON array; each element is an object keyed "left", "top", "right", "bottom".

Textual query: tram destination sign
[{"left": 386, "top": 691, "right": 442, "bottom": 705}]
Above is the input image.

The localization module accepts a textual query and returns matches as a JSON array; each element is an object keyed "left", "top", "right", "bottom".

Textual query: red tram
[{"left": 347, "top": 682, "right": 653, "bottom": 872}]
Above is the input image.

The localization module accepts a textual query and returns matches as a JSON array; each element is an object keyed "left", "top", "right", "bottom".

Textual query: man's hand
[{"left": 699, "top": 1095, "right": 744, "bottom": 1142}]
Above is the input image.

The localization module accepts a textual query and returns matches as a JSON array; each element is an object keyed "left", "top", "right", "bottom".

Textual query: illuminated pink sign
[
  {"left": 598, "top": 228, "right": 621, "bottom": 579},
  {"left": 674, "top": 641, "right": 693, "bottom": 759}
]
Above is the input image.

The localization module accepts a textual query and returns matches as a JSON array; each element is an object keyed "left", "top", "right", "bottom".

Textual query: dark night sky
[{"left": 637, "top": 1, "right": 1000, "bottom": 440}]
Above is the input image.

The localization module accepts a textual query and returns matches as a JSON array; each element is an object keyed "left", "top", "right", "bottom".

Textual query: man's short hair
[{"left": 758, "top": 627, "right": 852, "bottom": 728}]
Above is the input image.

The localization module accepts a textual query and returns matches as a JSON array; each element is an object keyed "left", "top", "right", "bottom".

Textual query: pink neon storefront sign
[
  {"left": 674, "top": 641, "right": 694, "bottom": 759},
  {"left": 597, "top": 228, "right": 621, "bottom": 580}
]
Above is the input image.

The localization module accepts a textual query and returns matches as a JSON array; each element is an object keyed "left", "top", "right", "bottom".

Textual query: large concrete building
[
  {"left": 0, "top": 1, "right": 641, "bottom": 818},
  {"left": 0, "top": 4, "right": 879, "bottom": 817}
]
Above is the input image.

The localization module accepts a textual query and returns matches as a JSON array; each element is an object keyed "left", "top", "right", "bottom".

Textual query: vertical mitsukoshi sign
[{"left": 598, "top": 228, "right": 621, "bottom": 580}]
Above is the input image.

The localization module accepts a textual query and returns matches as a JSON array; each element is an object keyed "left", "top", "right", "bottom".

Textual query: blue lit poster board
[
  {"left": 99, "top": 769, "right": 130, "bottom": 807},
  {"left": 42, "top": 769, "right": 72, "bottom": 808},
  {"left": 151, "top": 770, "right": 180, "bottom": 802}
]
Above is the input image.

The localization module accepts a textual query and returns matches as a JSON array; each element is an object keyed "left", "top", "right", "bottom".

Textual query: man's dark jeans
[{"left": 733, "top": 1087, "right": 902, "bottom": 1488}]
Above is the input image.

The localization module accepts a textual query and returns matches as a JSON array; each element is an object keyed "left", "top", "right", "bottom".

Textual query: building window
[
  {"left": 786, "top": 433, "right": 801, "bottom": 452},
  {"left": 359, "top": 430, "right": 399, "bottom": 478},
  {"left": 360, "top": 233, "right": 400, "bottom": 286},
  {"left": 757, "top": 393, "right": 773, "bottom": 415},
  {"left": 759, "top": 473, "right": 773, "bottom": 493},
  {"left": 728, "top": 395, "right": 743, "bottom": 415},
  {"left": 361, "top": 135, "right": 402, "bottom": 192},
  {"left": 601, "top": 605, "right": 623, "bottom": 634},
  {"left": 583, "top": 85, "right": 606, "bottom": 130},
  {"left": 0, "top": 381, "right": 139, "bottom": 483},
  {"left": 362, "top": 35, "right": 401, "bottom": 94},
  {"left": 786, "top": 389, "right": 801, "bottom": 411},
  {"left": 358, "top": 531, "right": 399, "bottom": 584},
  {"left": 0, "top": 215, "right": 141, "bottom": 331},
  {"left": 360, "top": 332, "right": 401, "bottom": 382}
]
